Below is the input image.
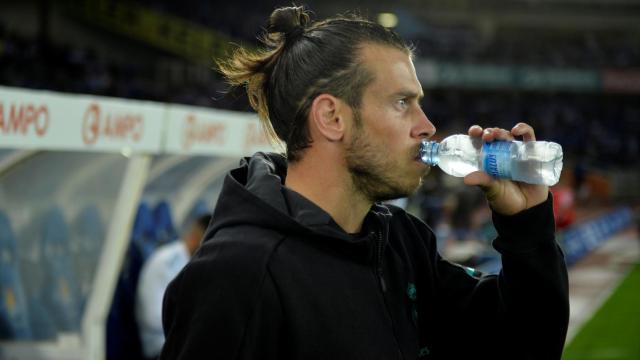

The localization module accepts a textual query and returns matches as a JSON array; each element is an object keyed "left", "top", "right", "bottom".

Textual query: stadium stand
[
  {"left": 2, "top": 6, "right": 639, "bottom": 168},
  {"left": 0, "top": 211, "right": 32, "bottom": 340},
  {"left": 70, "top": 205, "right": 105, "bottom": 312},
  {"left": 39, "top": 207, "right": 82, "bottom": 334}
]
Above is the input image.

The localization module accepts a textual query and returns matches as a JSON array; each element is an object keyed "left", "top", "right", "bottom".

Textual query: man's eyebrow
[{"left": 391, "top": 90, "right": 424, "bottom": 101}]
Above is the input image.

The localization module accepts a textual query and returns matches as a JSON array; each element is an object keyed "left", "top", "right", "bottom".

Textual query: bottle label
[{"left": 482, "top": 141, "right": 512, "bottom": 178}]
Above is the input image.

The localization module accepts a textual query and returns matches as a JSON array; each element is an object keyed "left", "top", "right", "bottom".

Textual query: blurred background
[{"left": 0, "top": 0, "right": 639, "bottom": 359}]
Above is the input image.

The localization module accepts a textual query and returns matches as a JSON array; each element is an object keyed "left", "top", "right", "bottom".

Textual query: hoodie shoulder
[{"left": 193, "top": 224, "right": 285, "bottom": 281}]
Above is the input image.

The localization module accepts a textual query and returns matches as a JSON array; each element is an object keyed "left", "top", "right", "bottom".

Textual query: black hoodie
[{"left": 161, "top": 152, "right": 569, "bottom": 360}]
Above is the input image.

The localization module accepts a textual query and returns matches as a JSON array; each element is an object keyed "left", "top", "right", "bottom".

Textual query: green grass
[{"left": 563, "top": 263, "right": 640, "bottom": 360}]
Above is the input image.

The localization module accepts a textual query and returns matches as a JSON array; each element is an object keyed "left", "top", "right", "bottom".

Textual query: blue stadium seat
[
  {"left": 10, "top": 210, "right": 58, "bottom": 340},
  {"left": 0, "top": 211, "right": 32, "bottom": 340},
  {"left": 152, "top": 201, "right": 177, "bottom": 246},
  {"left": 71, "top": 205, "right": 105, "bottom": 313},
  {"left": 27, "top": 297, "right": 58, "bottom": 340},
  {"left": 131, "top": 202, "right": 156, "bottom": 260},
  {"left": 39, "top": 207, "right": 82, "bottom": 333}
]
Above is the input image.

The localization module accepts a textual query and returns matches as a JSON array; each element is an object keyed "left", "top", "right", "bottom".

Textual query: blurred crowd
[
  {"left": 0, "top": 25, "right": 241, "bottom": 109},
  {"left": 136, "top": 0, "right": 274, "bottom": 43},
  {"left": 414, "top": 29, "right": 640, "bottom": 68},
  {"left": 138, "top": 0, "right": 640, "bottom": 68}
]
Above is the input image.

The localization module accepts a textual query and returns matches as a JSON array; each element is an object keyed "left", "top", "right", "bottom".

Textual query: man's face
[
  {"left": 185, "top": 224, "right": 206, "bottom": 256},
  {"left": 345, "top": 44, "right": 436, "bottom": 202}
]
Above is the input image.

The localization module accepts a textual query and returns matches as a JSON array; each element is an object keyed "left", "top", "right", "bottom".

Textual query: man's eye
[{"left": 396, "top": 99, "right": 408, "bottom": 109}]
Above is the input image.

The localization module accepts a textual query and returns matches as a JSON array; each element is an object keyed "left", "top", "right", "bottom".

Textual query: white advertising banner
[
  {"left": 0, "top": 86, "right": 279, "bottom": 156},
  {"left": 163, "top": 104, "right": 278, "bottom": 156},
  {"left": 243, "top": 119, "right": 281, "bottom": 156},
  {"left": 166, "top": 105, "right": 248, "bottom": 155},
  {"left": 0, "top": 86, "right": 164, "bottom": 153}
]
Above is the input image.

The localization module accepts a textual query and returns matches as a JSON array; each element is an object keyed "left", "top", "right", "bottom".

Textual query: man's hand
[{"left": 463, "top": 123, "right": 549, "bottom": 216}]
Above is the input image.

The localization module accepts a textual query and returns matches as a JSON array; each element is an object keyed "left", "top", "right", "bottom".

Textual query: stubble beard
[{"left": 345, "top": 111, "right": 425, "bottom": 203}]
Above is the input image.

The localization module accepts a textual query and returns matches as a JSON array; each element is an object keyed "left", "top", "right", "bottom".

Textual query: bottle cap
[{"left": 420, "top": 140, "right": 439, "bottom": 166}]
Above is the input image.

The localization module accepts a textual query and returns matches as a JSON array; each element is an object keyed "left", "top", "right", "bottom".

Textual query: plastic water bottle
[{"left": 420, "top": 134, "right": 563, "bottom": 186}]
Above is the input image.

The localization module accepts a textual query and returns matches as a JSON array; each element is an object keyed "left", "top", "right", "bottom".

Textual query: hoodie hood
[{"left": 208, "top": 152, "right": 392, "bottom": 244}]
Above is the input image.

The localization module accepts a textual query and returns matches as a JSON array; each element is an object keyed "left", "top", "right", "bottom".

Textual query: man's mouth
[{"left": 414, "top": 146, "right": 424, "bottom": 162}]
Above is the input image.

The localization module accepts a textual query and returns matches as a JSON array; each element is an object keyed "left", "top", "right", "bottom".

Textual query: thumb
[
  {"left": 464, "top": 171, "right": 504, "bottom": 206},
  {"left": 463, "top": 171, "right": 493, "bottom": 187}
]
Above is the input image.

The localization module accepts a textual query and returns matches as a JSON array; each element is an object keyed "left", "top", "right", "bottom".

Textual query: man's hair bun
[{"left": 268, "top": 6, "right": 310, "bottom": 38}]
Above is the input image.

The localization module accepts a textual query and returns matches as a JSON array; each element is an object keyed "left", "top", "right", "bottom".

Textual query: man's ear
[{"left": 309, "top": 94, "right": 346, "bottom": 142}]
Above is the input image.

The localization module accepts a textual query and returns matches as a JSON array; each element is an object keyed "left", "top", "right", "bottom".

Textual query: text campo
[
  {"left": 244, "top": 122, "right": 270, "bottom": 150},
  {"left": 0, "top": 102, "right": 50, "bottom": 136},
  {"left": 182, "top": 114, "right": 226, "bottom": 150},
  {"left": 82, "top": 103, "right": 144, "bottom": 145}
]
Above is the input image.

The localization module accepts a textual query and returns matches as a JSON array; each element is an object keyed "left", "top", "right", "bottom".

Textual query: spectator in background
[
  {"left": 552, "top": 172, "right": 577, "bottom": 231},
  {"left": 135, "top": 214, "right": 211, "bottom": 360}
]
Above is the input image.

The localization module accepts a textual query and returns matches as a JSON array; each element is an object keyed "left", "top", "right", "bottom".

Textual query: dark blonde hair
[{"left": 218, "top": 6, "right": 410, "bottom": 162}]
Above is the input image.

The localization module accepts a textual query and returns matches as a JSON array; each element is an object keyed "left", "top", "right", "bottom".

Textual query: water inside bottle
[{"left": 511, "top": 141, "right": 563, "bottom": 186}]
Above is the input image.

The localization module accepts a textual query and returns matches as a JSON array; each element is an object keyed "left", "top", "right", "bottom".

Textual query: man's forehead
[{"left": 358, "top": 43, "right": 422, "bottom": 95}]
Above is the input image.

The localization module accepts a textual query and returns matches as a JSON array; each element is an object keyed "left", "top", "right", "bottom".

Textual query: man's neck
[{"left": 285, "top": 155, "right": 372, "bottom": 234}]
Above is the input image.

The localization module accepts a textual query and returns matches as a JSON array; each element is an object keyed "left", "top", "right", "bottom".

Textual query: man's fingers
[
  {"left": 472, "top": 123, "right": 537, "bottom": 142},
  {"left": 468, "top": 125, "right": 483, "bottom": 137},
  {"left": 482, "top": 127, "right": 514, "bottom": 142},
  {"left": 511, "top": 122, "right": 536, "bottom": 142}
]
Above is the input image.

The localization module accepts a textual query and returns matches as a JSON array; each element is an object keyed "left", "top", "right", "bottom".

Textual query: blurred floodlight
[{"left": 377, "top": 13, "right": 398, "bottom": 28}]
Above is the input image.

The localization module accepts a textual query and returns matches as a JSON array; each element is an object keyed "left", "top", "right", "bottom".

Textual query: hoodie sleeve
[
  {"left": 433, "top": 194, "right": 569, "bottom": 359},
  {"left": 160, "top": 250, "right": 284, "bottom": 360}
]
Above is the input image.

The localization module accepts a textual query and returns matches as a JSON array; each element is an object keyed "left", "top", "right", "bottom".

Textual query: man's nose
[{"left": 412, "top": 108, "right": 436, "bottom": 139}]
